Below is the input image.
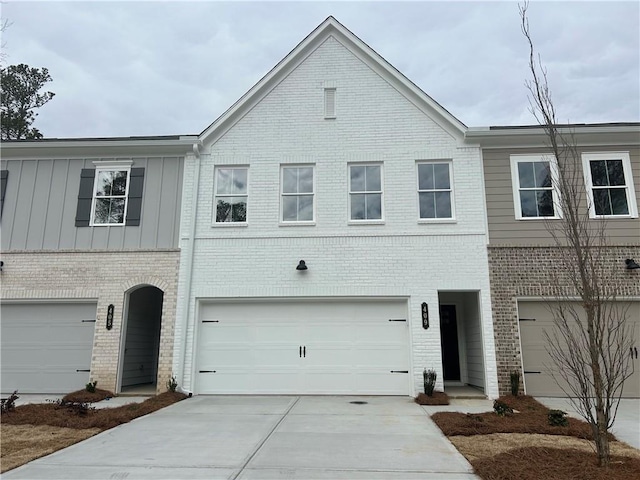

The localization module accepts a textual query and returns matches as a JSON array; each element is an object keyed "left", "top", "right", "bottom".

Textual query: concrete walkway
[{"left": 3, "top": 395, "right": 480, "bottom": 480}]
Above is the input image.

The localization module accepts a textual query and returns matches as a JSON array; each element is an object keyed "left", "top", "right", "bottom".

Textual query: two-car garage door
[
  {"left": 519, "top": 301, "right": 640, "bottom": 398},
  {"left": 1, "top": 302, "right": 97, "bottom": 394},
  {"left": 196, "top": 299, "right": 410, "bottom": 395}
]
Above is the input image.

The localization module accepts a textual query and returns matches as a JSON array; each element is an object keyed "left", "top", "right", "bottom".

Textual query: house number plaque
[
  {"left": 421, "top": 302, "right": 429, "bottom": 329},
  {"left": 106, "top": 304, "right": 114, "bottom": 330}
]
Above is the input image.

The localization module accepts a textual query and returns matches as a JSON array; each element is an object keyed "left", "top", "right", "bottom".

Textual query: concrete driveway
[{"left": 3, "top": 395, "right": 480, "bottom": 480}]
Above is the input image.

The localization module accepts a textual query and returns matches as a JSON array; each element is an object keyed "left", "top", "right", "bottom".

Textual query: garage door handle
[
  {"left": 199, "top": 370, "right": 216, "bottom": 373},
  {"left": 524, "top": 371, "right": 541, "bottom": 374},
  {"left": 76, "top": 369, "right": 90, "bottom": 372},
  {"left": 635, "top": 347, "right": 638, "bottom": 359},
  {"left": 388, "top": 319, "right": 406, "bottom": 322},
  {"left": 299, "top": 346, "right": 302, "bottom": 358},
  {"left": 303, "top": 346, "right": 306, "bottom": 357},
  {"left": 82, "top": 319, "right": 96, "bottom": 323},
  {"left": 390, "top": 370, "right": 408, "bottom": 374}
]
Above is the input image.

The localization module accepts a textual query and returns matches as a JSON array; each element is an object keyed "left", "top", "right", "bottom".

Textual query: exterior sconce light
[
  {"left": 625, "top": 259, "right": 640, "bottom": 270},
  {"left": 296, "top": 260, "right": 308, "bottom": 271},
  {"left": 0, "top": 261, "right": 3, "bottom": 272}
]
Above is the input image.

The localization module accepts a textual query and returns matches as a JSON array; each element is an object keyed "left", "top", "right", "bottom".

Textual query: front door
[{"left": 440, "top": 305, "right": 461, "bottom": 381}]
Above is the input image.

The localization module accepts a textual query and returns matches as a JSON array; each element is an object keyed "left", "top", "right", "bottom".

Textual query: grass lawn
[
  {"left": 431, "top": 395, "right": 640, "bottom": 480},
  {"left": 0, "top": 389, "right": 187, "bottom": 473}
]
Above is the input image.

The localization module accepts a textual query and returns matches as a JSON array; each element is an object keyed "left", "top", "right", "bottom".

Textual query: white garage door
[
  {"left": 196, "top": 299, "right": 410, "bottom": 395},
  {"left": 519, "top": 301, "right": 640, "bottom": 398},
  {"left": 1, "top": 302, "right": 97, "bottom": 394}
]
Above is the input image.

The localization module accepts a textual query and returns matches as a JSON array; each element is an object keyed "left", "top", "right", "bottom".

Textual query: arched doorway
[{"left": 120, "top": 285, "right": 163, "bottom": 393}]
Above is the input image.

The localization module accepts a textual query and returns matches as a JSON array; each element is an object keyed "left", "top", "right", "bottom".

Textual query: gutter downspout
[{"left": 177, "top": 141, "right": 203, "bottom": 396}]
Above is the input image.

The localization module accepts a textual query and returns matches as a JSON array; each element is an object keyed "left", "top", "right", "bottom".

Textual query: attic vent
[{"left": 324, "top": 88, "right": 336, "bottom": 119}]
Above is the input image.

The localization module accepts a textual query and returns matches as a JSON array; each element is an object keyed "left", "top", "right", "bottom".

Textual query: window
[
  {"left": 510, "top": 155, "right": 561, "bottom": 219},
  {"left": 281, "top": 166, "right": 314, "bottom": 223},
  {"left": 214, "top": 167, "right": 248, "bottom": 223},
  {"left": 582, "top": 152, "right": 638, "bottom": 218},
  {"left": 91, "top": 167, "right": 130, "bottom": 225},
  {"left": 324, "top": 88, "right": 336, "bottom": 118},
  {"left": 417, "top": 162, "right": 453, "bottom": 219},
  {"left": 75, "top": 164, "right": 144, "bottom": 227},
  {"left": 349, "top": 164, "right": 382, "bottom": 221}
]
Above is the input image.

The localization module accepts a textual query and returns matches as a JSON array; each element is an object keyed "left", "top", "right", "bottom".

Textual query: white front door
[{"left": 196, "top": 299, "right": 410, "bottom": 394}]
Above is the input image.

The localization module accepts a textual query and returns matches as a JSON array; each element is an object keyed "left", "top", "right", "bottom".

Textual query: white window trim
[
  {"left": 582, "top": 152, "right": 638, "bottom": 219},
  {"left": 348, "top": 163, "right": 384, "bottom": 224},
  {"left": 416, "top": 161, "right": 456, "bottom": 223},
  {"left": 510, "top": 154, "right": 562, "bottom": 220},
  {"left": 89, "top": 163, "right": 132, "bottom": 227},
  {"left": 213, "top": 166, "right": 249, "bottom": 226},
  {"left": 280, "top": 165, "right": 316, "bottom": 225}
]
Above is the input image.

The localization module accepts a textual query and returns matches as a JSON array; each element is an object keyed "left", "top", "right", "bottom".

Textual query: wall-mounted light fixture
[
  {"left": 0, "top": 261, "right": 3, "bottom": 272},
  {"left": 296, "top": 260, "right": 308, "bottom": 271},
  {"left": 625, "top": 259, "right": 640, "bottom": 270}
]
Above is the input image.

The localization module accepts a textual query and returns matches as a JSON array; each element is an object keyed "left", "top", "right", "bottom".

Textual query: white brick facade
[{"left": 173, "top": 28, "right": 499, "bottom": 397}]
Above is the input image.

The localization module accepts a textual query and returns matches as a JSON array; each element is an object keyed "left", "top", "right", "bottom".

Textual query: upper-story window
[
  {"left": 281, "top": 166, "right": 314, "bottom": 223},
  {"left": 91, "top": 167, "right": 130, "bottom": 225},
  {"left": 214, "top": 167, "right": 248, "bottom": 224},
  {"left": 417, "top": 162, "right": 454, "bottom": 220},
  {"left": 349, "top": 164, "right": 382, "bottom": 221},
  {"left": 582, "top": 152, "right": 638, "bottom": 218},
  {"left": 510, "top": 155, "right": 561, "bottom": 220}
]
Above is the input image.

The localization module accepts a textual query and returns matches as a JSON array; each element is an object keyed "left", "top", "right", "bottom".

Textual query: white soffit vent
[{"left": 324, "top": 87, "right": 336, "bottom": 119}]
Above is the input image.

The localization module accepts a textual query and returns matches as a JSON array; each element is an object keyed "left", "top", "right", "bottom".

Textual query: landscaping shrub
[
  {"left": 493, "top": 400, "right": 514, "bottom": 416},
  {"left": 423, "top": 368, "right": 437, "bottom": 396},
  {"left": 166, "top": 375, "right": 178, "bottom": 392},
  {"left": 85, "top": 381, "right": 97, "bottom": 393},
  {"left": 1, "top": 391, "right": 19, "bottom": 414},
  {"left": 548, "top": 409, "right": 569, "bottom": 427}
]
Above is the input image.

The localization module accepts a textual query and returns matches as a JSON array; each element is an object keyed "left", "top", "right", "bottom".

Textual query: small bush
[
  {"left": 49, "top": 398, "right": 95, "bottom": 416},
  {"left": 423, "top": 369, "right": 437, "bottom": 396},
  {"left": 548, "top": 409, "right": 568, "bottom": 427},
  {"left": 85, "top": 381, "right": 97, "bottom": 393},
  {"left": 1, "top": 391, "right": 19, "bottom": 414},
  {"left": 493, "top": 399, "right": 514, "bottom": 416},
  {"left": 510, "top": 370, "right": 521, "bottom": 396},
  {"left": 166, "top": 375, "right": 178, "bottom": 393}
]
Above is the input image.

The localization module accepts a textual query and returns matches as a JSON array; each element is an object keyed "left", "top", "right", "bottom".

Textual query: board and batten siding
[
  {"left": 483, "top": 145, "right": 640, "bottom": 245},
  {"left": 0, "top": 156, "right": 184, "bottom": 251}
]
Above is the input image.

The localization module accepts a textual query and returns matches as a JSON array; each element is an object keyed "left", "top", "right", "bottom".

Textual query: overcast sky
[{"left": 2, "top": 1, "right": 639, "bottom": 138}]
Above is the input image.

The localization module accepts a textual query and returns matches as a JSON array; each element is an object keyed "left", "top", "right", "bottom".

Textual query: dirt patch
[
  {"left": 415, "top": 391, "right": 450, "bottom": 405},
  {"left": 450, "top": 433, "right": 640, "bottom": 462},
  {"left": 472, "top": 446, "right": 640, "bottom": 480},
  {"left": 1, "top": 425, "right": 100, "bottom": 473}
]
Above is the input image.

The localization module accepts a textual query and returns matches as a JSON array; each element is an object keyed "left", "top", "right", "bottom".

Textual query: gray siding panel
[
  {"left": 484, "top": 146, "right": 640, "bottom": 245},
  {"left": 0, "top": 156, "right": 184, "bottom": 251}
]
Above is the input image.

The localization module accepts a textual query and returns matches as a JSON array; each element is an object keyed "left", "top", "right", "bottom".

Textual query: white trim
[
  {"left": 509, "top": 154, "right": 562, "bottom": 220},
  {"left": 279, "top": 164, "right": 316, "bottom": 224},
  {"left": 348, "top": 162, "right": 384, "bottom": 222},
  {"left": 581, "top": 151, "right": 638, "bottom": 219},
  {"left": 416, "top": 160, "right": 456, "bottom": 221},
  {"left": 89, "top": 165, "right": 131, "bottom": 227}
]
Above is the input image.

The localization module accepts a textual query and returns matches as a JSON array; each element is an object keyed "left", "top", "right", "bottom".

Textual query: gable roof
[{"left": 199, "top": 16, "right": 467, "bottom": 145}]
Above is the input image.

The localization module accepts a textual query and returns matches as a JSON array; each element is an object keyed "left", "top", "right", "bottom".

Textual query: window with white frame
[
  {"left": 582, "top": 152, "right": 638, "bottom": 218},
  {"left": 281, "top": 166, "right": 314, "bottom": 222},
  {"left": 91, "top": 167, "right": 130, "bottom": 225},
  {"left": 214, "top": 167, "right": 248, "bottom": 223},
  {"left": 349, "top": 164, "right": 382, "bottom": 221},
  {"left": 510, "top": 155, "right": 561, "bottom": 219},
  {"left": 417, "top": 162, "right": 453, "bottom": 219}
]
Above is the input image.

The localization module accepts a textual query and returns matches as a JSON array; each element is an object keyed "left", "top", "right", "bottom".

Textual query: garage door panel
[
  {"left": 519, "top": 301, "right": 639, "bottom": 398},
  {"left": 196, "top": 299, "right": 410, "bottom": 395}
]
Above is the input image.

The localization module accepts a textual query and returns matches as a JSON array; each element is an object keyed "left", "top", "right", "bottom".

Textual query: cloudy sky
[{"left": 2, "top": 1, "right": 639, "bottom": 138}]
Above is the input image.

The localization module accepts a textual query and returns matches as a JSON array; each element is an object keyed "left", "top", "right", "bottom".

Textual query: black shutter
[
  {"left": 0, "top": 170, "right": 8, "bottom": 216},
  {"left": 75, "top": 169, "right": 96, "bottom": 227},
  {"left": 125, "top": 168, "right": 144, "bottom": 226}
]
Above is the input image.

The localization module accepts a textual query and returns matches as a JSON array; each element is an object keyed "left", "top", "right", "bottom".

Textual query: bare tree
[{"left": 520, "top": 1, "right": 635, "bottom": 468}]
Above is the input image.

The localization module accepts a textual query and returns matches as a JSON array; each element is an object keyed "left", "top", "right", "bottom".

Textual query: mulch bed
[
  {"left": 62, "top": 388, "right": 114, "bottom": 403},
  {"left": 415, "top": 391, "right": 450, "bottom": 405},
  {"left": 1, "top": 392, "right": 187, "bottom": 431},
  {"left": 431, "top": 395, "right": 608, "bottom": 441},
  {"left": 472, "top": 446, "right": 640, "bottom": 480}
]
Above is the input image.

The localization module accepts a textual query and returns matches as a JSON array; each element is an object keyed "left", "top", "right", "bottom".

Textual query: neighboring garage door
[
  {"left": 1, "top": 302, "right": 97, "bottom": 394},
  {"left": 519, "top": 301, "right": 640, "bottom": 398},
  {"left": 196, "top": 299, "right": 410, "bottom": 395}
]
